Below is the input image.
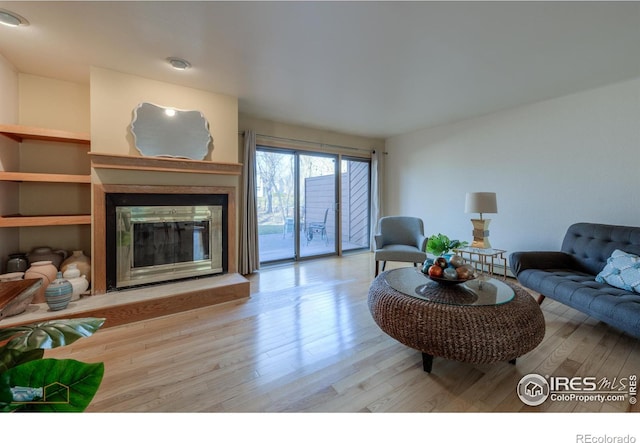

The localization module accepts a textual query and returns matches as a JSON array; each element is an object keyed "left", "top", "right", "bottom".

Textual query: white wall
[
  {"left": 385, "top": 77, "right": 640, "bottom": 258},
  {"left": 19, "top": 73, "right": 89, "bottom": 132},
  {"left": 0, "top": 53, "right": 19, "bottom": 273},
  {"left": 90, "top": 67, "right": 238, "bottom": 163},
  {"left": 0, "top": 55, "right": 18, "bottom": 125}
]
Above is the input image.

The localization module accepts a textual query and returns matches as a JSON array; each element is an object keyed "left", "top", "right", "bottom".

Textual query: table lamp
[{"left": 465, "top": 192, "right": 497, "bottom": 249}]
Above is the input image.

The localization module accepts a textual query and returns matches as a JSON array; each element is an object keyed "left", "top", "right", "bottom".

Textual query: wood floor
[{"left": 46, "top": 252, "right": 639, "bottom": 413}]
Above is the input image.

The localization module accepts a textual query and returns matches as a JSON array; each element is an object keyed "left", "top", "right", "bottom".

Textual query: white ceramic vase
[
  {"left": 67, "top": 275, "right": 89, "bottom": 301},
  {"left": 61, "top": 250, "right": 91, "bottom": 283},
  {"left": 62, "top": 263, "right": 81, "bottom": 279},
  {"left": 63, "top": 263, "right": 88, "bottom": 300}
]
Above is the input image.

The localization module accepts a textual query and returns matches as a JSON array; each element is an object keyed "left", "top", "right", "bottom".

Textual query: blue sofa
[{"left": 509, "top": 222, "right": 640, "bottom": 339}]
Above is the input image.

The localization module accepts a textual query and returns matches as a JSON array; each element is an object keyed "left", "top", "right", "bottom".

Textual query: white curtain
[
  {"left": 370, "top": 149, "right": 383, "bottom": 251},
  {"left": 239, "top": 130, "right": 260, "bottom": 274}
]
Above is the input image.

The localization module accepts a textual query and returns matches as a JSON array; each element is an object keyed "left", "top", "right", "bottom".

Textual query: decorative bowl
[
  {"left": 426, "top": 275, "right": 476, "bottom": 286},
  {"left": 0, "top": 279, "right": 42, "bottom": 320}
]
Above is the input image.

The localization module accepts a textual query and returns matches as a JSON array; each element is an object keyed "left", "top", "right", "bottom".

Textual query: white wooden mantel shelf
[{"left": 89, "top": 153, "right": 243, "bottom": 176}]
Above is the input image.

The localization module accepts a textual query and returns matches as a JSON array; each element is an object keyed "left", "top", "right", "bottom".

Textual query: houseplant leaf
[
  {"left": 0, "top": 358, "right": 104, "bottom": 412},
  {"left": 427, "top": 234, "right": 450, "bottom": 256},
  {"left": 0, "top": 348, "right": 44, "bottom": 373},
  {"left": 0, "top": 317, "right": 105, "bottom": 351},
  {"left": 427, "top": 234, "right": 469, "bottom": 256}
]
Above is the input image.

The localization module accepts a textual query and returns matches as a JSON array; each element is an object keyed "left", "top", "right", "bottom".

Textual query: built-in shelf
[
  {"left": 89, "top": 152, "right": 243, "bottom": 175},
  {"left": 0, "top": 124, "right": 90, "bottom": 145},
  {"left": 0, "top": 124, "right": 91, "bottom": 229},
  {"left": 0, "top": 214, "right": 91, "bottom": 228},
  {"left": 0, "top": 172, "right": 91, "bottom": 183}
]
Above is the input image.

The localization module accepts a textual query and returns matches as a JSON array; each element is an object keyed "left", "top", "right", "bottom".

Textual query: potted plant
[
  {"left": 426, "top": 233, "right": 468, "bottom": 257},
  {"left": 0, "top": 317, "right": 105, "bottom": 412}
]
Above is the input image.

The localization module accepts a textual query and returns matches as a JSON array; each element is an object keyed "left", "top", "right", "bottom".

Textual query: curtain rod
[{"left": 238, "top": 131, "right": 375, "bottom": 154}]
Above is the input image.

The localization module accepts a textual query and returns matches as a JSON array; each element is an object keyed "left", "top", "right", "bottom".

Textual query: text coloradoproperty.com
[{"left": 552, "top": 393, "right": 628, "bottom": 403}]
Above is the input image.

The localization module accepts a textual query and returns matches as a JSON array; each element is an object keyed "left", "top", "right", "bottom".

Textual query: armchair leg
[
  {"left": 381, "top": 261, "right": 386, "bottom": 272},
  {"left": 537, "top": 294, "right": 546, "bottom": 305},
  {"left": 375, "top": 261, "right": 379, "bottom": 277}
]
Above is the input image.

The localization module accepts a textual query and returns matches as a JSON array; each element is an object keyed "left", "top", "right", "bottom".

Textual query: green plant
[
  {"left": 426, "top": 233, "right": 468, "bottom": 257},
  {"left": 0, "top": 317, "right": 105, "bottom": 412}
]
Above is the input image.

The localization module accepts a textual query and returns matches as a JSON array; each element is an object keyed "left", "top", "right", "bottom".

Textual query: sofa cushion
[
  {"left": 595, "top": 249, "right": 640, "bottom": 293},
  {"left": 517, "top": 268, "right": 640, "bottom": 338},
  {"left": 374, "top": 244, "right": 426, "bottom": 263}
]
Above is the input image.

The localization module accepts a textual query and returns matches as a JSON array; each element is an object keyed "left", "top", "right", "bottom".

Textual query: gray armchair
[{"left": 374, "top": 216, "right": 428, "bottom": 277}]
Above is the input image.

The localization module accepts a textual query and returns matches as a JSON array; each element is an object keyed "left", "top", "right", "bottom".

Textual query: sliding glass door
[
  {"left": 341, "top": 157, "right": 370, "bottom": 252},
  {"left": 256, "top": 146, "right": 369, "bottom": 264},
  {"left": 299, "top": 153, "right": 337, "bottom": 259},
  {"left": 256, "top": 149, "right": 295, "bottom": 262}
]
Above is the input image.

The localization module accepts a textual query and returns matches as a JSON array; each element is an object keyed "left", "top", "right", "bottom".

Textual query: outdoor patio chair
[
  {"left": 282, "top": 216, "right": 294, "bottom": 238},
  {"left": 306, "top": 208, "right": 329, "bottom": 245}
]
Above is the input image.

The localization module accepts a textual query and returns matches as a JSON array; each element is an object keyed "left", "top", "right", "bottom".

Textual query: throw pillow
[{"left": 595, "top": 249, "right": 640, "bottom": 293}]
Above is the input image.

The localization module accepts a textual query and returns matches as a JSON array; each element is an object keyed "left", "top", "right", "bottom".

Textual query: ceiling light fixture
[
  {"left": 167, "top": 57, "right": 191, "bottom": 71},
  {"left": 0, "top": 9, "right": 29, "bottom": 27}
]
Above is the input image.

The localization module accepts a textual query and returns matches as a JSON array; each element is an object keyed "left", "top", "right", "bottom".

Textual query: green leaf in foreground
[
  {"left": 0, "top": 348, "right": 44, "bottom": 373},
  {"left": 0, "top": 318, "right": 105, "bottom": 351},
  {"left": 0, "top": 358, "right": 104, "bottom": 412}
]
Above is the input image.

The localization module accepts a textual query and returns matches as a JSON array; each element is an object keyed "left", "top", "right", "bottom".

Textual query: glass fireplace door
[{"left": 115, "top": 205, "right": 222, "bottom": 288}]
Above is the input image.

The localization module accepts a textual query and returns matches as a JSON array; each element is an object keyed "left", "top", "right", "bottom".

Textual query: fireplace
[
  {"left": 105, "top": 192, "right": 228, "bottom": 291},
  {"left": 90, "top": 154, "right": 241, "bottom": 299}
]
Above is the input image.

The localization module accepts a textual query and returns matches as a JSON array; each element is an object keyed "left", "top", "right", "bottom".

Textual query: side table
[{"left": 453, "top": 247, "right": 508, "bottom": 280}]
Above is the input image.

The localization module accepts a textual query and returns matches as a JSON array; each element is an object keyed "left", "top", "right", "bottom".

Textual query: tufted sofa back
[{"left": 561, "top": 223, "right": 640, "bottom": 275}]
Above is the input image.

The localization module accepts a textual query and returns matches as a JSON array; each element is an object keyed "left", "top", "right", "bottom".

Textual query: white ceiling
[{"left": 1, "top": 1, "right": 639, "bottom": 139}]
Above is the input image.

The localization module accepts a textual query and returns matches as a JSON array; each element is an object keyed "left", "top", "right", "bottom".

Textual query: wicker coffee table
[{"left": 368, "top": 268, "right": 545, "bottom": 373}]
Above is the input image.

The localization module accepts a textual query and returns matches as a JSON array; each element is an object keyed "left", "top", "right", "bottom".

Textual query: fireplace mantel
[
  {"left": 90, "top": 153, "right": 241, "bottom": 295},
  {"left": 89, "top": 152, "right": 242, "bottom": 175}
]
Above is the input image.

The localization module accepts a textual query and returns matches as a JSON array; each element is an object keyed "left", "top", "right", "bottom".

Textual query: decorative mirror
[{"left": 130, "top": 102, "right": 212, "bottom": 160}]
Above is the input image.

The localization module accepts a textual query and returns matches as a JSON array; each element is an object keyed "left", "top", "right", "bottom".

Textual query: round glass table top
[{"left": 383, "top": 267, "right": 515, "bottom": 306}]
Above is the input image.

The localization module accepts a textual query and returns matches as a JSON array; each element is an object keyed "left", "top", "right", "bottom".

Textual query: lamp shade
[{"left": 465, "top": 192, "right": 497, "bottom": 215}]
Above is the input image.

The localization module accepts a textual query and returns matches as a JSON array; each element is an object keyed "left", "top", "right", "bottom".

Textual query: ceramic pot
[
  {"left": 67, "top": 275, "right": 89, "bottom": 301},
  {"left": 27, "top": 247, "right": 68, "bottom": 270},
  {"left": 62, "top": 263, "right": 81, "bottom": 279},
  {"left": 45, "top": 272, "right": 73, "bottom": 311},
  {"left": 24, "top": 261, "right": 57, "bottom": 304},
  {"left": 0, "top": 272, "right": 24, "bottom": 282},
  {"left": 61, "top": 250, "right": 91, "bottom": 283},
  {"left": 6, "top": 253, "right": 28, "bottom": 273}
]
